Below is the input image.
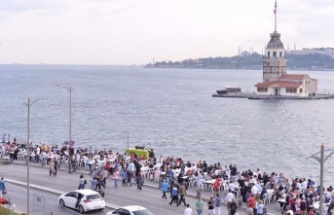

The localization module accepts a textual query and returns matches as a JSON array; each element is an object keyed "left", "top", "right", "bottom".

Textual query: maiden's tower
[{"left": 255, "top": 0, "right": 318, "bottom": 97}]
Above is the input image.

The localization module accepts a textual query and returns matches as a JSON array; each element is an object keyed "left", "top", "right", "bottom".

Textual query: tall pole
[
  {"left": 24, "top": 97, "right": 47, "bottom": 215},
  {"left": 308, "top": 144, "right": 334, "bottom": 215},
  {"left": 69, "top": 86, "right": 72, "bottom": 145},
  {"left": 56, "top": 85, "right": 72, "bottom": 148},
  {"left": 127, "top": 130, "right": 129, "bottom": 149},
  {"left": 274, "top": 0, "right": 277, "bottom": 32},
  {"left": 27, "top": 98, "right": 30, "bottom": 215},
  {"left": 319, "top": 144, "right": 324, "bottom": 215}
]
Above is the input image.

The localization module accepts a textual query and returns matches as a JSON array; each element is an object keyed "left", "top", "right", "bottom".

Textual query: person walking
[
  {"left": 230, "top": 198, "right": 238, "bottom": 215},
  {"left": 208, "top": 197, "right": 215, "bottom": 215},
  {"left": 178, "top": 182, "right": 187, "bottom": 206},
  {"left": 225, "top": 190, "right": 235, "bottom": 215},
  {"left": 195, "top": 197, "right": 203, "bottom": 215},
  {"left": 169, "top": 185, "right": 179, "bottom": 205},
  {"left": 161, "top": 179, "right": 168, "bottom": 199},
  {"left": 184, "top": 204, "right": 193, "bottom": 215},
  {"left": 78, "top": 174, "right": 85, "bottom": 190},
  {"left": 215, "top": 193, "right": 222, "bottom": 215},
  {"left": 0, "top": 177, "right": 6, "bottom": 198}
]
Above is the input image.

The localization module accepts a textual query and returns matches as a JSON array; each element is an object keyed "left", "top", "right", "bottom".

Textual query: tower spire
[{"left": 274, "top": 0, "right": 277, "bottom": 32}]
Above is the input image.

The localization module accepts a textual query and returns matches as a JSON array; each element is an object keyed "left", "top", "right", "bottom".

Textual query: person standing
[
  {"left": 49, "top": 159, "right": 55, "bottom": 176},
  {"left": 248, "top": 193, "right": 256, "bottom": 215},
  {"left": 90, "top": 177, "right": 97, "bottom": 190},
  {"left": 78, "top": 175, "right": 85, "bottom": 190},
  {"left": 208, "top": 197, "right": 215, "bottom": 215},
  {"left": 256, "top": 199, "right": 264, "bottom": 215},
  {"left": 215, "top": 193, "right": 222, "bottom": 215},
  {"left": 184, "top": 204, "right": 193, "bottom": 215},
  {"left": 113, "top": 169, "right": 119, "bottom": 188},
  {"left": 195, "top": 197, "right": 203, "bottom": 215},
  {"left": 225, "top": 190, "right": 235, "bottom": 215},
  {"left": 178, "top": 182, "right": 187, "bottom": 206},
  {"left": 0, "top": 177, "right": 6, "bottom": 198},
  {"left": 136, "top": 172, "right": 143, "bottom": 191},
  {"left": 53, "top": 158, "right": 58, "bottom": 176},
  {"left": 119, "top": 167, "right": 126, "bottom": 186},
  {"left": 161, "top": 179, "right": 168, "bottom": 199}
]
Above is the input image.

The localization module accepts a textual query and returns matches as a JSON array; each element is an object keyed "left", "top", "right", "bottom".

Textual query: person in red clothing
[
  {"left": 247, "top": 193, "right": 256, "bottom": 215},
  {"left": 308, "top": 208, "right": 315, "bottom": 215},
  {"left": 300, "top": 197, "right": 307, "bottom": 215},
  {"left": 289, "top": 198, "right": 297, "bottom": 213}
]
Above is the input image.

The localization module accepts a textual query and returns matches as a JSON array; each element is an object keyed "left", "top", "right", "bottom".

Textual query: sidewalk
[{"left": 8, "top": 159, "right": 281, "bottom": 215}]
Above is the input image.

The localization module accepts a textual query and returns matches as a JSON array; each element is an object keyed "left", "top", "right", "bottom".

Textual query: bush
[{"left": 0, "top": 205, "right": 25, "bottom": 215}]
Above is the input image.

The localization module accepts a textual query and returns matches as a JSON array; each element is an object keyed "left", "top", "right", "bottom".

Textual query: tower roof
[{"left": 267, "top": 31, "right": 284, "bottom": 49}]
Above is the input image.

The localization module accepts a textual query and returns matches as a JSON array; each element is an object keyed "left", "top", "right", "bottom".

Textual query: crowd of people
[{"left": 2, "top": 134, "right": 334, "bottom": 215}]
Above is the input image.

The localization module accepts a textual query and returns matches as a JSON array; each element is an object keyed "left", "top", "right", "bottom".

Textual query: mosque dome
[{"left": 267, "top": 31, "right": 284, "bottom": 49}]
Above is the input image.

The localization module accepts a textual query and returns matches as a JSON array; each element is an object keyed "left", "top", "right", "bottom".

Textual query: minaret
[{"left": 263, "top": 0, "right": 287, "bottom": 82}]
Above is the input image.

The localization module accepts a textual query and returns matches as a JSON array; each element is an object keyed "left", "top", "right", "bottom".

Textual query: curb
[
  {"left": 8, "top": 161, "right": 277, "bottom": 214},
  {"left": 4, "top": 178, "right": 119, "bottom": 210}
]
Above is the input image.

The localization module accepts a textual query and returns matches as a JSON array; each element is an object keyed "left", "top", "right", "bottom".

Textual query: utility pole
[
  {"left": 308, "top": 144, "right": 334, "bottom": 215},
  {"left": 24, "top": 97, "right": 47, "bottom": 215}
]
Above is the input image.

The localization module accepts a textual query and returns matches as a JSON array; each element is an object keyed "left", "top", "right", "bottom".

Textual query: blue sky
[{"left": 0, "top": 0, "right": 333, "bottom": 65}]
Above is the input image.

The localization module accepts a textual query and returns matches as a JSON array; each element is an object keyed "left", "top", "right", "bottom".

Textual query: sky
[{"left": 0, "top": 0, "right": 333, "bottom": 65}]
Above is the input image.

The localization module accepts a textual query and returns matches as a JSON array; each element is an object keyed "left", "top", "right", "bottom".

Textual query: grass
[{"left": 0, "top": 205, "right": 27, "bottom": 215}]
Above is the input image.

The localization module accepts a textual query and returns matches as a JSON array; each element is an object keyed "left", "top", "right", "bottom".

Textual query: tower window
[
  {"left": 279, "top": 52, "right": 283, "bottom": 57},
  {"left": 267, "top": 52, "right": 270, "bottom": 58},
  {"left": 273, "top": 51, "right": 277, "bottom": 57}
]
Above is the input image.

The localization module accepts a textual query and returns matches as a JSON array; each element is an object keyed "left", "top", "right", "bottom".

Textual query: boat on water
[{"left": 216, "top": 86, "right": 241, "bottom": 95}]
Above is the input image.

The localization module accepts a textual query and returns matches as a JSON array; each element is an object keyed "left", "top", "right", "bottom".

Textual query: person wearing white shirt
[
  {"left": 229, "top": 182, "right": 236, "bottom": 193},
  {"left": 184, "top": 204, "right": 192, "bottom": 215},
  {"left": 225, "top": 191, "right": 235, "bottom": 215},
  {"left": 251, "top": 184, "right": 259, "bottom": 196}
]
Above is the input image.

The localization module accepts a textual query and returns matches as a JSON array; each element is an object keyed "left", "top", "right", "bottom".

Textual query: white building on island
[{"left": 255, "top": 0, "right": 317, "bottom": 97}]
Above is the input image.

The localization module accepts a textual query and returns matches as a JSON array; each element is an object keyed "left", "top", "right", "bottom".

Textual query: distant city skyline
[{"left": 0, "top": 0, "right": 333, "bottom": 65}]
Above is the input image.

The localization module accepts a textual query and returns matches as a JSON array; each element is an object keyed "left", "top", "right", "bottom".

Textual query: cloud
[
  {"left": 0, "top": 0, "right": 333, "bottom": 65},
  {"left": 0, "top": 0, "right": 64, "bottom": 13}
]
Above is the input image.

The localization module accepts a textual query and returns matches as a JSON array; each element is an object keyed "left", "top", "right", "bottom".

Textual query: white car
[
  {"left": 106, "top": 205, "right": 154, "bottom": 215},
  {"left": 58, "top": 189, "right": 105, "bottom": 213}
]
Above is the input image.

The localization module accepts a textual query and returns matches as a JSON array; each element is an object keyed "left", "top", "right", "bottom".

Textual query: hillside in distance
[{"left": 146, "top": 52, "right": 334, "bottom": 71}]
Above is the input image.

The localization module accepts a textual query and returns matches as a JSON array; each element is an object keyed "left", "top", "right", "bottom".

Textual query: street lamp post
[
  {"left": 56, "top": 85, "right": 72, "bottom": 147},
  {"left": 308, "top": 144, "right": 334, "bottom": 215},
  {"left": 24, "top": 97, "right": 47, "bottom": 215}
]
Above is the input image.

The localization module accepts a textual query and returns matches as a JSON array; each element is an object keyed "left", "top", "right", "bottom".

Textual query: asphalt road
[
  {"left": 4, "top": 183, "right": 105, "bottom": 215},
  {"left": 1, "top": 163, "right": 231, "bottom": 215}
]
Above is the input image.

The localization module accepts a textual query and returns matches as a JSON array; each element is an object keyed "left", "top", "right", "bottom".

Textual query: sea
[{"left": 1, "top": 64, "right": 334, "bottom": 186}]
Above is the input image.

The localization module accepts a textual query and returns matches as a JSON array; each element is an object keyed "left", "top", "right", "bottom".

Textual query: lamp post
[
  {"left": 308, "top": 144, "right": 334, "bottom": 215},
  {"left": 56, "top": 85, "right": 72, "bottom": 147},
  {"left": 24, "top": 97, "right": 47, "bottom": 215}
]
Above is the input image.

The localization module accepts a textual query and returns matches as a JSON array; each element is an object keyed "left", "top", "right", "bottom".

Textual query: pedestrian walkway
[{"left": 6, "top": 159, "right": 282, "bottom": 215}]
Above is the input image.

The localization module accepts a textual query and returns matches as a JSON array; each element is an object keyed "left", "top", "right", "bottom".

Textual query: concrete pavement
[{"left": 1, "top": 159, "right": 281, "bottom": 215}]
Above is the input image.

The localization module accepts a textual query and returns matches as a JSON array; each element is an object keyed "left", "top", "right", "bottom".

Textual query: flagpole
[{"left": 274, "top": 0, "right": 277, "bottom": 32}]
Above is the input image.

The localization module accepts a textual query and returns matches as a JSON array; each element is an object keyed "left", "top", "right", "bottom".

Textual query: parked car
[
  {"left": 58, "top": 189, "right": 105, "bottom": 213},
  {"left": 106, "top": 205, "right": 154, "bottom": 215}
]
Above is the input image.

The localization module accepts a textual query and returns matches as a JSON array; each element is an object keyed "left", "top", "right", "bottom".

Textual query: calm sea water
[{"left": 1, "top": 65, "right": 334, "bottom": 185}]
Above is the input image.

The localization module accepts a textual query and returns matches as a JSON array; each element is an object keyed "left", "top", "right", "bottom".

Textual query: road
[
  {"left": 4, "top": 182, "right": 105, "bottom": 215},
  {"left": 1, "top": 163, "right": 238, "bottom": 215}
]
